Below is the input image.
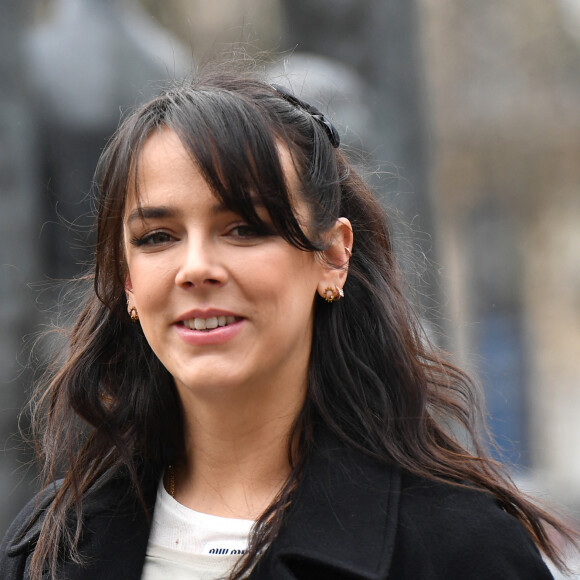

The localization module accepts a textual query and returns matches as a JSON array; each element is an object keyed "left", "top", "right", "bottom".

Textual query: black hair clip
[{"left": 271, "top": 84, "right": 340, "bottom": 148}]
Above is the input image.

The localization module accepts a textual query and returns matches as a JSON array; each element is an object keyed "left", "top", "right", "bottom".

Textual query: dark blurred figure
[{"left": 25, "top": 0, "right": 189, "bottom": 279}]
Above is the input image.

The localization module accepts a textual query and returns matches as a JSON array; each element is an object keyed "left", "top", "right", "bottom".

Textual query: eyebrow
[
  {"left": 125, "top": 200, "right": 250, "bottom": 226},
  {"left": 126, "top": 206, "right": 178, "bottom": 225}
]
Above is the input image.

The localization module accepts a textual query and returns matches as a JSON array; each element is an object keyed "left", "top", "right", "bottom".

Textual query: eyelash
[
  {"left": 129, "top": 222, "right": 271, "bottom": 248},
  {"left": 228, "top": 224, "right": 264, "bottom": 238},
  {"left": 130, "top": 231, "right": 172, "bottom": 247}
]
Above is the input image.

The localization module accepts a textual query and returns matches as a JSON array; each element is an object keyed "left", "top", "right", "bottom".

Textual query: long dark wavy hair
[{"left": 28, "top": 66, "right": 575, "bottom": 579}]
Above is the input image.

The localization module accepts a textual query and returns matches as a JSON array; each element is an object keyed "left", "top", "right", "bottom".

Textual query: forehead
[
  {"left": 125, "top": 127, "right": 304, "bottom": 215},
  {"left": 128, "top": 128, "right": 193, "bottom": 195},
  {"left": 124, "top": 128, "right": 208, "bottom": 218}
]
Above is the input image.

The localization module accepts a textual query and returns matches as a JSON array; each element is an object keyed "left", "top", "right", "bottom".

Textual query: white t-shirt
[{"left": 141, "top": 479, "right": 254, "bottom": 580}]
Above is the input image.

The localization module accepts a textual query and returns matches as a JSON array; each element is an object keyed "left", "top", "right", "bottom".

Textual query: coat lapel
[{"left": 250, "top": 431, "right": 402, "bottom": 580}]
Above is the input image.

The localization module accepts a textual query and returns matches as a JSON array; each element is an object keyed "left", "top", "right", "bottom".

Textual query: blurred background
[{"left": 1, "top": 0, "right": 579, "bottom": 570}]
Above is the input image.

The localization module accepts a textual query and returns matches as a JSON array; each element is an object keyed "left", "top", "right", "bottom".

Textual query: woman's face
[{"left": 123, "top": 128, "right": 337, "bottom": 406}]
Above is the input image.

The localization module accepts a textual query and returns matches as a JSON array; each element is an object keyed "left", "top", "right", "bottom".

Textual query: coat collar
[{"left": 250, "top": 430, "right": 402, "bottom": 580}]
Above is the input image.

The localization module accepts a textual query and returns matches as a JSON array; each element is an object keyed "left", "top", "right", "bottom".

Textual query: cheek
[
  {"left": 265, "top": 253, "right": 320, "bottom": 307},
  {"left": 128, "top": 260, "right": 175, "bottom": 306},
  {"left": 249, "top": 249, "right": 314, "bottom": 289}
]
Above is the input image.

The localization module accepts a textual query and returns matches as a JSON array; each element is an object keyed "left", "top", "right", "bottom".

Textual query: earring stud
[
  {"left": 129, "top": 306, "right": 139, "bottom": 322},
  {"left": 323, "top": 286, "right": 344, "bottom": 303}
]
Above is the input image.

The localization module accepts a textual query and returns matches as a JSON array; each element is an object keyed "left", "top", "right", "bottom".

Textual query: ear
[
  {"left": 317, "top": 217, "right": 353, "bottom": 300},
  {"left": 125, "top": 273, "right": 134, "bottom": 299}
]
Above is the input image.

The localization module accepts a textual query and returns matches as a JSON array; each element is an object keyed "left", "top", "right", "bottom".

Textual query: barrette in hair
[{"left": 271, "top": 84, "right": 340, "bottom": 148}]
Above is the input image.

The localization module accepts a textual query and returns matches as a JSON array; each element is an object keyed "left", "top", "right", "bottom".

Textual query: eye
[
  {"left": 131, "top": 231, "right": 173, "bottom": 247},
  {"left": 228, "top": 223, "right": 262, "bottom": 238}
]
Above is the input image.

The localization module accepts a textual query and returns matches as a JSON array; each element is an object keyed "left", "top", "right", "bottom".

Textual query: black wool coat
[{"left": 1, "top": 432, "right": 553, "bottom": 579}]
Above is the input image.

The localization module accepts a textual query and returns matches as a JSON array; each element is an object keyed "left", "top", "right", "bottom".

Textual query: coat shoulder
[
  {"left": 390, "top": 471, "right": 554, "bottom": 579},
  {"left": 0, "top": 480, "right": 63, "bottom": 579},
  {"left": 0, "top": 469, "right": 157, "bottom": 580}
]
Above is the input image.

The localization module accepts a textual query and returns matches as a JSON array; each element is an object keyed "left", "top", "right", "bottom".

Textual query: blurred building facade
[
  {"left": 1, "top": 0, "right": 579, "bottom": 542},
  {"left": 420, "top": 0, "right": 580, "bottom": 510}
]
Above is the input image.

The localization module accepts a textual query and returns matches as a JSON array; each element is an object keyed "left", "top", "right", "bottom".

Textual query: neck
[{"left": 172, "top": 380, "right": 305, "bottom": 519}]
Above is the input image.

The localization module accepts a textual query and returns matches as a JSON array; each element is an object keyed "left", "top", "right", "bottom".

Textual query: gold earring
[
  {"left": 323, "top": 286, "right": 344, "bottom": 303},
  {"left": 323, "top": 287, "right": 335, "bottom": 302},
  {"left": 345, "top": 246, "right": 351, "bottom": 258},
  {"left": 129, "top": 306, "right": 139, "bottom": 322}
]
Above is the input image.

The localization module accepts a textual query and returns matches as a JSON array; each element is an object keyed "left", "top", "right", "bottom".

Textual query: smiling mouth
[{"left": 182, "top": 315, "right": 238, "bottom": 331}]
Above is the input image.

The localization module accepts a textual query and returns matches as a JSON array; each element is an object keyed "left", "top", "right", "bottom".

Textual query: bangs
[{"left": 162, "top": 89, "right": 318, "bottom": 251}]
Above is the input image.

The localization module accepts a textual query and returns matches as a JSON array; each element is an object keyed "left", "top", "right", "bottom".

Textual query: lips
[
  {"left": 175, "top": 310, "right": 244, "bottom": 345},
  {"left": 176, "top": 309, "right": 243, "bottom": 333}
]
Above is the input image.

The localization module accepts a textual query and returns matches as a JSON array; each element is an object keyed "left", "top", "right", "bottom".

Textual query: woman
[{"left": 1, "top": 69, "right": 573, "bottom": 579}]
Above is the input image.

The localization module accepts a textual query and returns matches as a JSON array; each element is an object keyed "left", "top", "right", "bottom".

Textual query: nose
[{"left": 174, "top": 237, "right": 228, "bottom": 289}]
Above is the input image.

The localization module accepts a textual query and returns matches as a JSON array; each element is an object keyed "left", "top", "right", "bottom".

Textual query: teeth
[
  {"left": 185, "top": 316, "right": 237, "bottom": 331},
  {"left": 205, "top": 317, "right": 218, "bottom": 329}
]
